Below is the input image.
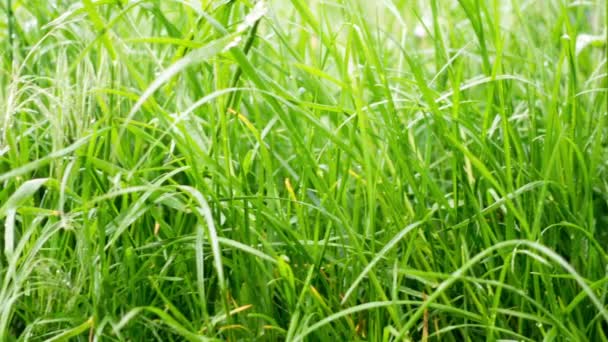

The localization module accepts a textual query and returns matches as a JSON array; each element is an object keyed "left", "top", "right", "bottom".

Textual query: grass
[{"left": 0, "top": 0, "right": 607, "bottom": 340}]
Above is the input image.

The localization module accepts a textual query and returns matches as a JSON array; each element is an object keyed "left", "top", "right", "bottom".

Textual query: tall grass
[{"left": 0, "top": 0, "right": 607, "bottom": 340}]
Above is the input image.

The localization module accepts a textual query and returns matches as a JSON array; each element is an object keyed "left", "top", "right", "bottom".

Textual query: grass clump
[{"left": 1, "top": 0, "right": 607, "bottom": 340}]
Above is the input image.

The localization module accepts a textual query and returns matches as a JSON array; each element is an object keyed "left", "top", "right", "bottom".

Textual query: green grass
[{"left": 0, "top": 0, "right": 607, "bottom": 340}]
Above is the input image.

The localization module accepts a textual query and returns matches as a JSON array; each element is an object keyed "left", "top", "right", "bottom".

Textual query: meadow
[{"left": 0, "top": 0, "right": 607, "bottom": 340}]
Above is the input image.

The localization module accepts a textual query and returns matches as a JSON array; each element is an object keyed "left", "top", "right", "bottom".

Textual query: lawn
[{"left": 0, "top": 0, "right": 607, "bottom": 340}]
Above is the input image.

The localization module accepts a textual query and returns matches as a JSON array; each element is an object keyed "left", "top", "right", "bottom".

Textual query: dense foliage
[{"left": 1, "top": 0, "right": 607, "bottom": 340}]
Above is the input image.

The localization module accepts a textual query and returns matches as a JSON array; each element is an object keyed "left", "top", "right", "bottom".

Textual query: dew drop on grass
[{"left": 414, "top": 25, "right": 426, "bottom": 38}]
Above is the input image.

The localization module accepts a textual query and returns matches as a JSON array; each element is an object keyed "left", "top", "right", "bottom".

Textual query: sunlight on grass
[{"left": 0, "top": 0, "right": 607, "bottom": 340}]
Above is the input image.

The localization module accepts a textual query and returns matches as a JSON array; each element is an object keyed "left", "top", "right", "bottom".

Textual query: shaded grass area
[{"left": 0, "top": 0, "right": 607, "bottom": 340}]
